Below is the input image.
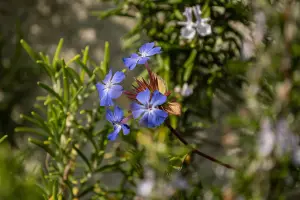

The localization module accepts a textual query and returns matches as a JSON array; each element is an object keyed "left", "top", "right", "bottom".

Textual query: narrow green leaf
[
  {"left": 76, "top": 59, "right": 93, "bottom": 80},
  {"left": 36, "top": 60, "right": 53, "bottom": 78},
  {"left": 31, "top": 111, "right": 52, "bottom": 134},
  {"left": 66, "top": 54, "right": 81, "bottom": 66},
  {"left": 62, "top": 64, "right": 70, "bottom": 104},
  {"left": 0, "top": 135, "right": 8, "bottom": 143},
  {"left": 28, "top": 138, "right": 55, "bottom": 157},
  {"left": 52, "top": 180, "right": 59, "bottom": 200},
  {"left": 15, "top": 127, "right": 48, "bottom": 137},
  {"left": 183, "top": 49, "right": 197, "bottom": 81},
  {"left": 70, "top": 86, "right": 83, "bottom": 103},
  {"left": 20, "top": 39, "right": 39, "bottom": 60},
  {"left": 66, "top": 67, "right": 83, "bottom": 86},
  {"left": 93, "top": 67, "right": 104, "bottom": 80},
  {"left": 37, "top": 82, "right": 64, "bottom": 104},
  {"left": 39, "top": 52, "right": 51, "bottom": 65},
  {"left": 80, "top": 46, "right": 90, "bottom": 80},
  {"left": 52, "top": 39, "right": 64, "bottom": 69},
  {"left": 82, "top": 46, "right": 89, "bottom": 65},
  {"left": 100, "top": 42, "right": 110, "bottom": 75},
  {"left": 20, "top": 114, "right": 48, "bottom": 131},
  {"left": 73, "top": 145, "right": 92, "bottom": 171},
  {"left": 95, "top": 161, "right": 125, "bottom": 173}
]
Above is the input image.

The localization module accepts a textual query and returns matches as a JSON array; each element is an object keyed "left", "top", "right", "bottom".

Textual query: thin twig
[{"left": 165, "top": 121, "right": 235, "bottom": 170}]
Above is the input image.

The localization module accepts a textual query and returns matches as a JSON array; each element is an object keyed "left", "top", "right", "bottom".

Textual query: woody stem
[{"left": 165, "top": 121, "right": 236, "bottom": 170}]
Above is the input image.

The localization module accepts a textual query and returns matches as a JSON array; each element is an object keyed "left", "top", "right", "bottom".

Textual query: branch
[{"left": 165, "top": 121, "right": 236, "bottom": 170}]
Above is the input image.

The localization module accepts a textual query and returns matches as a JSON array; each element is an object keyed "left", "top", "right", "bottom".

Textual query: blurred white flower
[
  {"left": 292, "top": 148, "right": 300, "bottom": 166},
  {"left": 275, "top": 118, "right": 298, "bottom": 158},
  {"left": 137, "top": 169, "right": 155, "bottom": 197},
  {"left": 170, "top": 173, "right": 189, "bottom": 190},
  {"left": 178, "top": 5, "right": 212, "bottom": 39},
  {"left": 180, "top": 26, "right": 197, "bottom": 40},
  {"left": 174, "top": 85, "right": 181, "bottom": 93},
  {"left": 174, "top": 83, "right": 194, "bottom": 97},
  {"left": 258, "top": 118, "right": 275, "bottom": 157},
  {"left": 137, "top": 179, "right": 154, "bottom": 197},
  {"left": 193, "top": 5, "right": 212, "bottom": 37},
  {"left": 257, "top": 118, "right": 300, "bottom": 164},
  {"left": 181, "top": 83, "right": 194, "bottom": 97}
]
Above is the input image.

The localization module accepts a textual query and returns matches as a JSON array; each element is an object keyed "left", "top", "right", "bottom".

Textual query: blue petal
[
  {"left": 111, "top": 71, "right": 125, "bottom": 84},
  {"left": 136, "top": 89, "right": 151, "bottom": 105},
  {"left": 131, "top": 103, "right": 146, "bottom": 119},
  {"left": 107, "top": 125, "right": 121, "bottom": 141},
  {"left": 96, "top": 83, "right": 105, "bottom": 97},
  {"left": 150, "top": 109, "right": 168, "bottom": 127},
  {"left": 145, "top": 47, "right": 162, "bottom": 56},
  {"left": 139, "top": 42, "right": 155, "bottom": 55},
  {"left": 109, "top": 85, "right": 123, "bottom": 99},
  {"left": 100, "top": 93, "right": 114, "bottom": 106},
  {"left": 121, "top": 124, "right": 130, "bottom": 135},
  {"left": 106, "top": 109, "right": 114, "bottom": 123},
  {"left": 114, "top": 106, "right": 124, "bottom": 122},
  {"left": 123, "top": 53, "right": 140, "bottom": 70},
  {"left": 150, "top": 90, "right": 167, "bottom": 107},
  {"left": 139, "top": 112, "right": 155, "bottom": 128},
  {"left": 103, "top": 69, "right": 112, "bottom": 84},
  {"left": 137, "top": 57, "right": 150, "bottom": 64}
]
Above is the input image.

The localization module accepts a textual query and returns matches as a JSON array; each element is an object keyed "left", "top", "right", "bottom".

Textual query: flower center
[
  {"left": 146, "top": 104, "right": 154, "bottom": 111},
  {"left": 105, "top": 81, "right": 113, "bottom": 89},
  {"left": 140, "top": 52, "right": 147, "bottom": 57}
]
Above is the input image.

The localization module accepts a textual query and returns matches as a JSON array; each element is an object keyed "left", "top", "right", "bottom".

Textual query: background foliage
[{"left": 1, "top": 0, "right": 300, "bottom": 199}]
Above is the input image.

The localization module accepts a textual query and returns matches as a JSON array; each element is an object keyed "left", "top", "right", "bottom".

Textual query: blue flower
[
  {"left": 106, "top": 106, "right": 130, "bottom": 141},
  {"left": 96, "top": 69, "right": 125, "bottom": 106},
  {"left": 131, "top": 89, "right": 168, "bottom": 128},
  {"left": 123, "top": 42, "right": 162, "bottom": 70}
]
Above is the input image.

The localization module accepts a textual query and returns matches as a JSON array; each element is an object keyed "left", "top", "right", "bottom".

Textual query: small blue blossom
[
  {"left": 131, "top": 89, "right": 168, "bottom": 128},
  {"left": 123, "top": 42, "right": 162, "bottom": 70},
  {"left": 106, "top": 106, "right": 130, "bottom": 141},
  {"left": 96, "top": 69, "right": 125, "bottom": 106}
]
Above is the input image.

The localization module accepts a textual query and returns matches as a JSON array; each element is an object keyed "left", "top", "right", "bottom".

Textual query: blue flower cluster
[
  {"left": 96, "top": 42, "right": 167, "bottom": 140},
  {"left": 123, "top": 42, "right": 161, "bottom": 70}
]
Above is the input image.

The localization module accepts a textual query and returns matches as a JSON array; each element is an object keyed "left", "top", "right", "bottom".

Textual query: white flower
[
  {"left": 137, "top": 179, "right": 154, "bottom": 197},
  {"left": 178, "top": 5, "right": 212, "bottom": 39},
  {"left": 258, "top": 118, "right": 275, "bottom": 157},
  {"left": 174, "top": 83, "right": 194, "bottom": 97},
  {"left": 181, "top": 83, "right": 193, "bottom": 97},
  {"left": 137, "top": 169, "right": 155, "bottom": 197},
  {"left": 193, "top": 5, "right": 212, "bottom": 37},
  {"left": 275, "top": 118, "right": 298, "bottom": 158}
]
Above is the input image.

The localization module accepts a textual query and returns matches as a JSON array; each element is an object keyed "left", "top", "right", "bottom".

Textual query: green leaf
[
  {"left": 183, "top": 49, "right": 197, "bottom": 81},
  {"left": 52, "top": 39, "right": 64, "bottom": 69},
  {"left": 36, "top": 60, "right": 54, "bottom": 78},
  {"left": 80, "top": 46, "right": 90, "bottom": 80},
  {"left": 28, "top": 138, "right": 55, "bottom": 157},
  {"left": 20, "top": 39, "right": 39, "bottom": 60},
  {"left": 37, "top": 82, "right": 64, "bottom": 104},
  {"left": 95, "top": 161, "right": 125, "bottom": 173},
  {"left": 82, "top": 46, "right": 89, "bottom": 65},
  {"left": 66, "top": 54, "right": 81, "bottom": 66},
  {"left": 66, "top": 67, "right": 83, "bottom": 87},
  {"left": 73, "top": 144, "right": 92, "bottom": 171},
  {"left": 76, "top": 59, "right": 93, "bottom": 80},
  {"left": 100, "top": 42, "right": 110, "bottom": 75},
  {"left": 0, "top": 135, "right": 8, "bottom": 144},
  {"left": 62, "top": 64, "right": 70, "bottom": 104},
  {"left": 52, "top": 180, "right": 59, "bottom": 200},
  {"left": 15, "top": 127, "right": 48, "bottom": 137}
]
